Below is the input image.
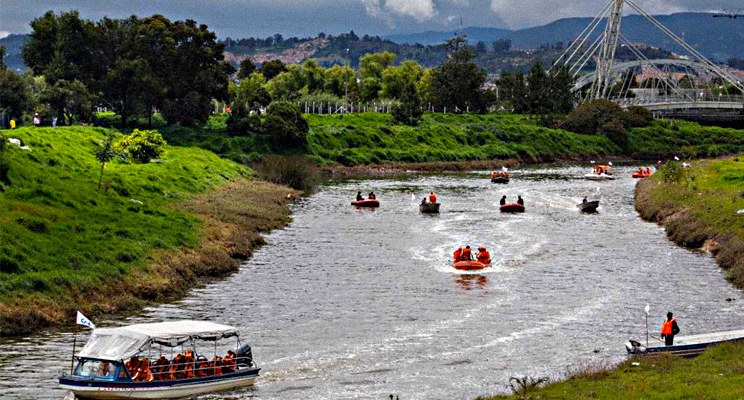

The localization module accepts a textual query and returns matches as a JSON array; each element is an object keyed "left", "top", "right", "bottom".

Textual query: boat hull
[
  {"left": 577, "top": 200, "right": 600, "bottom": 213},
  {"left": 351, "top": 199, "right": 379, "bottom": 207},
  {"left": 500, "top": 202, "right": 525, "bottom": 213},
  {"left": 453, "top": 260, "right": 489, "bottom": 270},
  {"left": 584, "top": 174, "right": 615, "bottom": 181},
  {"left": 491, "top": 177, "right": 509, "bottom": 184},
  {"left": 419, "top": 203, "right": 440, "bottom": 213},
  {"left": 60, "top": 369, "right": 259, "bottom": 400},
  {"left": 625, "top": 329, "right": 744, "bottom": 357}
]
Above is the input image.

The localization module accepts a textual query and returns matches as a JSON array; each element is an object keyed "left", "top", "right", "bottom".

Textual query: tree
[
  {"left": 360, "top": 52, "right": 395, "bottom": 79},
  {"left": 381, "top": 60, "right": 423, "bottom": 100},
  {"left": 429, "top": 37, "right": 487, "bottom": 112},
  {"left": 116, "top": 129, "right": 166, "bottom": 163},
  {"left": 360, "top": 77, "right": 382, "bottom": 102},
  {"left": 263, "top": 101, "right": 309, "bottom": 150},
  {"left": 0, "top": 69, "right": 33, "bottom": 120},
  {"left": 392, "top": 81, "right": 423, "bottom": 126},
  {"left": 475, "top": 41, "right": 488, "bottom": 54},
  {"left": 497, "top": 71, "right": 529, "bottom": 113},
  {"left": 302, "top": 59, "right": 326, "bottom": 94},
  {"left": 261, "top": 59, "right": 287, "bottom": 80},
  {"left": 526, "top": 62, "right": 550, "bottom": 114},
  {"left": 492, "top": 39, "right": 511, "bottom": 53},
  {"left": 95, "top": 135, "right": 120, "bottom": 189},
  {"left": 103, "top": 58, "right": 155, "bottom": 127},
  {"left": 237, "top": 58, "right": 256, "bottom": 79},
  {"left": 0, "top": 46, "right": 5, "bottom": 70},
  {"left": 40, "top": 79, "right": 93, "bottom": 125},
  {"left": 324, "top": 65, "right": 357, "bottom": 98}
]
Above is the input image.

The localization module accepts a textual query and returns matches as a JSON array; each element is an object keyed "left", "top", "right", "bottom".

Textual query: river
[{"left": 2, "top": 165, "right": 743, "bottom": 400}]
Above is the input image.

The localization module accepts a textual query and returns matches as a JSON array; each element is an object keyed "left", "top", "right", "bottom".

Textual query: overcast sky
[{"left": 0, "top": 0, "right": 739, "bottom": 39}]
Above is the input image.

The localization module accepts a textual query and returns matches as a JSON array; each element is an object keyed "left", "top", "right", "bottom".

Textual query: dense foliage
[{"left": 116, "top": 129, "right": 166, "bottom": 163}]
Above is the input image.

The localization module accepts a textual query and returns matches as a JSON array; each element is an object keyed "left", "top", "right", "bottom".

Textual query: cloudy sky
[{"left": 0, "top": 0, "right": 738, "bottom": 39}]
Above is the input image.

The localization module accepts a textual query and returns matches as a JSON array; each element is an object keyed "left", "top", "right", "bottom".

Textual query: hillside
[
  {"left": 0, "top": 34, "right": 27, "bottom": 72},
  {"left": 0, "top": 127, "right": 295, "bottom": 335}
]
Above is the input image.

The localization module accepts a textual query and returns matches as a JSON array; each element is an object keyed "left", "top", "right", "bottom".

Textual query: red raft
[
  {"left": 453, "top": 260, "right": 491, "bottom": 271},
  {"left": 632, "top": 172, "right": 651, "bottom": 178},
  {"left": 351, "top": 199, "right": 380, "bottom": 207},
  {"left": 500, "top": 202, "right": 525, "bottom": 213}
]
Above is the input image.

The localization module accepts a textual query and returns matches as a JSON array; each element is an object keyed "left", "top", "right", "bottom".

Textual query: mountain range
[{"left": 384, "top": 13, "right": 744, "bottom": 61}]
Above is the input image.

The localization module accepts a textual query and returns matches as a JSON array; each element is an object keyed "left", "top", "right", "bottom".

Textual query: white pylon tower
[{"left": 590, "top": 0, "right": 624, "bottom": 99}]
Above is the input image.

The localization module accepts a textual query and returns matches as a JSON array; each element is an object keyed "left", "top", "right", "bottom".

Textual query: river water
[{"left": 2, "top": 165, "right": 744, "bottom": 400}]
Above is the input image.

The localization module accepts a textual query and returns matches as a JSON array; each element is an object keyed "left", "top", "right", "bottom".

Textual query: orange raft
[
  {"left": 632, "top": 171, "right": 651, "bottom": 178},
  {"left": 351, "top": 199, "right": 380, "bottom": 207},
  {"left": 453, "top": 259, "right": 491, "bottom": 271}
]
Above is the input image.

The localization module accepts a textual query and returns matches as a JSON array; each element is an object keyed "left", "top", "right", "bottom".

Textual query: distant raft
[
  {"left": 351, "top": 199, "right": 380, "bottom": 208},
  {"left": 419, "top": 202, "right": 440, "bottom": 213},
  {"left": 584, "top": 173, "right": 615, "bottom": 181},
  {"left": 453, "top": 259, "right": 490, "bottom": 271},
  {"left": 632, "top": 171, "right": 651, "bottom": 178},
  {"left": 500, "top": 202, "right": 525, "bottom": 213},
  {"left": 577, "top": 200, "right": 600, "bottom": 213}
]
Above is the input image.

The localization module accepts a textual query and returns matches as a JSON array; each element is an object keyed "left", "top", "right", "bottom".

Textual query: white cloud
[
  {"left": 384, "top": 0, "right": 437, "bottom": 21},
  {"left": 443, "top": 0, "right": 470, "bottom": 6},
  {"left": 0, "top": 31, "right": 9, "bottom": 39}
]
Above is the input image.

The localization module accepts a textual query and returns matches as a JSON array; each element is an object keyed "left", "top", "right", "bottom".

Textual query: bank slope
[
  {"left": 0, "top": 127, "right": 295, "bottom": 335},
  {"left": 634, "top": 157, "right": 744, "bottom": 289}
]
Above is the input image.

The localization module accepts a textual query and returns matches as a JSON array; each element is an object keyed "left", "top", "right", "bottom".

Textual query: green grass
[
  {"left": 485, "top": 342, "right": 744, "bottom": 400},
  {"left": 0, "top": 126, "right": 249, "bottom": 304},
  {"left": 628, "top": 120, "right": 744, "bottom": 159},
  {"left": 306, "top": 113, "right": 620, "bottom": 165}
]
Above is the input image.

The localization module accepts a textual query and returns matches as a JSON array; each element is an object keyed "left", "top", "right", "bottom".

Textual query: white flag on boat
[
  {"left": 644, "top": 304, "right": 650, "bottom": 316},
  {"left": 76, "top": 311, "right": 96, "bottom": 329},
  {"left": 502, "top": 166, "right": 508, "bottom": 172}
]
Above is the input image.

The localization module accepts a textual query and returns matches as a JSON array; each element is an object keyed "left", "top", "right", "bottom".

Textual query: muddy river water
[{"left": 2, "top": 165, "right": 744, "bottom": 399}]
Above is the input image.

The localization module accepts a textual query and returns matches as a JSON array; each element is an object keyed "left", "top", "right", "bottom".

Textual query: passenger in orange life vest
[
  {"left": 429, "top": 191, "right": 437, "bottom": 203},
  {"left": 660, "top": 311, "right": 680, "bottom": 346},
  {"left": 645, "top": 167, "right": 651, "bottom": 175},
  {"left": 125, "top": 355, "right": 139, "bottom": 377},
  {"left": 476, "top": 246, "right": 490, "bottom": 264},
  {"left": 461, "top": 246, "right": 472, "bottom": 261},
  {"left": 453, "top": 247, "right": 463, "bottom": 262}
]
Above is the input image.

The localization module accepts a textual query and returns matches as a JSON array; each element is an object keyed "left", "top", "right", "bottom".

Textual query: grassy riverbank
[
  {"left": 484, "top": 342, "right": 744, "bottom": 399},
  {"left": 0, "top": 127, "right": 296, "bottom": 336},
  {"left": 635, "top": 157, "right": 744, "bottom": 289}
]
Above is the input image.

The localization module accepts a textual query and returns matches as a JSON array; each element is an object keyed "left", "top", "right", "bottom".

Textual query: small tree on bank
[
  {"left": 95, "top": 135, "right": 120, "bottom": 189},
  {"left": 263, "top": 101, "right": 309, "bottom": 151},
  {"left": 392, "top": 81, "right": 423, "bottom": 126},
  {"left": 116, "top": 129, "right": 166, "bottom": 163}
]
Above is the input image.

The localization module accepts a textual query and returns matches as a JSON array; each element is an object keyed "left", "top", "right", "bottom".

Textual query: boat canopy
[{"left": 77, "top": 320, "right": 239, "bottom": 361}]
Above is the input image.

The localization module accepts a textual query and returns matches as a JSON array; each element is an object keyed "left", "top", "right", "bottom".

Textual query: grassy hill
[{"left": 0, "top": 126, "right": 295, "bottom": 335}]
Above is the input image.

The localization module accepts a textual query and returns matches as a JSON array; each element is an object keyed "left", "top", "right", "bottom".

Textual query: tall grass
[{"left": 255, "top": 154, "right": 319, "bottom": 191}]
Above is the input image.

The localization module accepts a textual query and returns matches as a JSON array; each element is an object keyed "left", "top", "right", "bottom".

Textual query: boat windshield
[{"left": 74, "top": 359, "right": 118, "bottom": 380}]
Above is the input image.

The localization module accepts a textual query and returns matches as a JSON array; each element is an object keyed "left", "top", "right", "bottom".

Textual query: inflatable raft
[
  {"left": 453, "top": 259, "right": 490, "bottom": 271},
  {"left": 351, "top": 199, "right": 380, "bottom": 207},
  {"left": 577, "top": 200, "right": 600, "bottom": 213},
  {"left": 632, "top": 171, "right": 651, "bottom": 178},
  {"left": 500, "top": 202, "right": 525, "bottom": 213},
  {"left": 584, "top": 173, "right": 615, "bottom": 181},
  {"left": 419, "top": 202, "right": 440, "bottom": 213}
]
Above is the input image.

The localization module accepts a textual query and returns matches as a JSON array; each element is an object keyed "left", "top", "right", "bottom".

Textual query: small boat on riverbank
[
  {"left": 500, "top": 202, "right": 525, "bottom": 213},
  {"left": 420, "top": 202, "right": 440, "bottom": 213},
  {"left": 59, "top": 321, "right": 260, "bottom": 399},
  {"left": 453, "top": 260, "right": 490, "bottom": 271},
  {"left": 625, "top": 329, "right": 744, "bottom": 357},
  {"left": 577, "top": 200, "right": 600, "bottom": 213},
  {"left": 351, "top": 199, "right": 380, "bottom": 207}
]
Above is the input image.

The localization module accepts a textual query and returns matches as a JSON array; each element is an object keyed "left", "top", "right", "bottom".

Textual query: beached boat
[
  {"left": 351, "top": 199, "right": 380, "bottom": 207},
  {"left": 625, "top": 329, "right": 744, "bottom": 357},
  {"left": 419, "top": 202, "right": 440, "bottom": 213},
  {"left": 500, "top": 202, "right": 525, "bottom": 213},
  {"left": 577, "top": 200, "right": 600, "bottom": 213},
  {"left": 59, "top": 321, "right": 260, "bottom": 399},
  {"left": 453, "top": 260, "right": 490, "bottom": 271}
]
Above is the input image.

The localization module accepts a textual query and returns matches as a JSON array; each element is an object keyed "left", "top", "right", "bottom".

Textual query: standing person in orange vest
[
  {"left": 661, "top": 311, "right": 680, "bottom": 346},
  {"left": 429, "top": 191, "right": 437, "bottom": 203}
]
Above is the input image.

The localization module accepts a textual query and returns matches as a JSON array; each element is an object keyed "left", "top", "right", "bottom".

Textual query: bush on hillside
[
  {"left": 226, "top": 104, "right": 262, "bottom": 136},
  {"left": 392, "top": 81, "right": 423, "bottom": 126},
  {"left": 263, "top": 101, "right": 309, "bottom": 151},
  {"left": 561, "top": 100, "right": 637, "bottom": 147},
  {"left": 116, "top": 129, "right": 166, "bottom": 163},
  {"left": 625, "top": 106, "right": 653, "bottom": 127},
  {"left": 255, "top": 154, "right": 318, "bottom": 191},
  {"left": 0, "top": 132, "right": 8, "bottom": 185}
]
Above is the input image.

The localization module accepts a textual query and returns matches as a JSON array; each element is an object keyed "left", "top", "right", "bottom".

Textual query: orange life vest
[
  {"left": 661, "top": 318, "right": 677, "bottom": 335},
  {"left": 461, "top": 248, "right": 472, "bottom": 260},
  {"left": 453, "top": 248, "right": 462, "bottom": 261},
  {"left": 429, "top": 194, "right": 437, "bottom": 203},
  {"left": 477, "top": 251, "right": 490, "bottom": 263}
]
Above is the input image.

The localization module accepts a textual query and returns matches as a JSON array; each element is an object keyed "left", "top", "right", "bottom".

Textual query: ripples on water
[{"left": 2, "top": 165, "right": 743, "bottom": 400}]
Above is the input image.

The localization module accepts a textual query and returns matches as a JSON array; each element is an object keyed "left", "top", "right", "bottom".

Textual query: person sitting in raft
[
  {"left": 429, "top": 191, "right": 437, "bottom": 203},
  {"left": 582, "top": 196, "right": 588, "bottom": 204},
  {"left": 645, "top": 167, "right": 651, "bottom": 175},
  {"left": 368, "top": 191, "right": 376, "bottom": 200},
  {"left": 661, "top": 311, "right": 680, "bottom": 346},
  {"left": 453, "top": 247, "right": 463, "bottom": 262},
  {"left": 500, "top": 195, "right": 507, "bottom": 206},
  {"left": 476, "top": 246, "right": 490, "bottom": 264},
  {"left": 421, "top": 197, "right": 428, "bottom": 205},
  {"left": 461, "top": 245, "right": 473, "bottom": 261},
  {"left": 356, "top": 191, "right": 364, "bottom": 201},
  {"left": 125, "top": 355, "right": 139, "bottom": 377},
  {"left": 517, "top": 195, "right": 524, "bottom": 206}
]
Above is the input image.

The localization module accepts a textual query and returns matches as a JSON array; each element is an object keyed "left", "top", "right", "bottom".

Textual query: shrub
[
  {"left": 263, "top": 101, "right": 309, "bottom": 151},
  {"left": 255, "top": 154, "right": 318, "bottom": 191},
  {"left": 625, "top": 106, "right": 653, "bottom": 127},
  {"left": 116, "top": 129, "right": 166, "bottom": 163},
  {"left": 660, "top": 161, "right": 686, "bottom": 183}
]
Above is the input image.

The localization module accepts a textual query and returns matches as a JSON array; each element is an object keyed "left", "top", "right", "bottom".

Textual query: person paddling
[
  {"left": 429, "top": 191, "right": 437, "bottom": 204},
  {"left": 453, "top": 247, "right": 463, "bottom": 262},
  {"left": 517, "top": 195, "right": 524, "bottom": 206},
  {"left": 500, "top": 195, "right": 507, "bottom": 206},
  {"left": 582, "top": 196, "right": 588, "bottom": 204},
  {"left": 368, "top": 191, "right": 376, "bottom": 200},
  {"left": 356, "top": 191, "right": 364, "bottom": 201},
  {"left": 661, "top": 311, "right": 680, "bottom": 346}
]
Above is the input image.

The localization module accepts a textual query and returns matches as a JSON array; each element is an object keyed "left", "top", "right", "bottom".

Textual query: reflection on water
[{"left": 2, "top": 165, "right": 744, "bottom": 400}]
